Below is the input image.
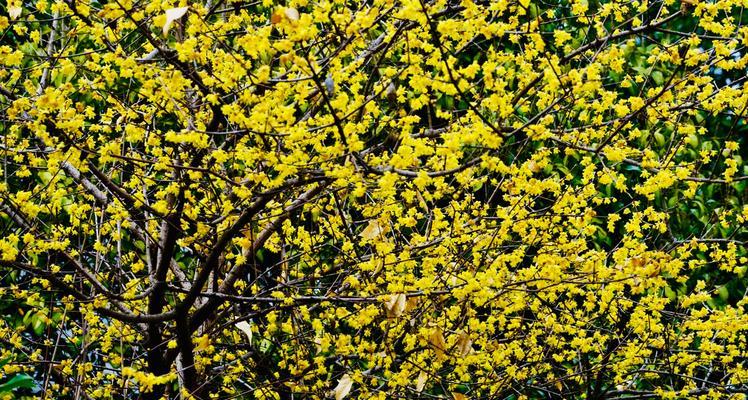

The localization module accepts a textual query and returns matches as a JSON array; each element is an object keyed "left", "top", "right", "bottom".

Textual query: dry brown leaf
[
  {"left": 163, "top": 7, "right": 188, "bottom": 36},
  {"left": 415, "top": 189, "right": 429, "bottom": 211},
  {"left": 456, "top": 331, "right": 473, "bottom": 358},
  {"left": 405, "top": 296, "right": 419, "bottom": 312},
  {"left": 415, "top": 371, "right": 428, "bottom": 393},
  {"left": 428, "top": 328, "right": 447, "bottom": 361},
  {"left": 385, "top": 82, "right": 397, "bottom": 101},
  {"left": 235, "top": 320, "right": 252, "bottom": 343},
  {"left": 284, "top": 7, "right": 300, "bottom": 21},
  {"left": 527, "top": 159, "right": 541, "bottom": 173},
  {"left": 271, "top": 7, "right": 299, "bottom": 24},
  {"left": 359, "top": 219, "right": 387, "bottom": 240},
  {"left": 8, "top": 5, "right": 22, "bottom": 20},
  {"left": 384, "top": 293, "right": 407, "bottom": 318},
  {"left": 333, "top": 374, "right": 353, "bottom": 400}
]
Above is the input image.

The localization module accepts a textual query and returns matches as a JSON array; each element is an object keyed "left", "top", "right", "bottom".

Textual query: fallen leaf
[
  {"left": 313, "top": 334, "right": 323, "bottom": 352},
  {"left": 456, "top": 331, "right": 473, "bottom": 358},
  {"left": 284, "top": 7, "right": 299, "bottom": 21},
  {"left": 405, "top": 296, "right": 419, "bottom": 312},
  {"left": 527, "top": 160, "right": 541, "bottom": 173},
  {"left": 384, "top": 293, "right": 406, "bottom": 318},
  {"left": 270, "top": 7, "right": 299, "bottom": 24},
  {"left": 8, "top": 5, "right": 22, "bottom": 20},
  {"left": 452, "top": 393, "right": 467, "bottom": 400},
  {"left": 163, "top": 6, "right": 188, "bottom": 36},
  {"left": 385, "top": 82, "right": 397, "bottom": 101},
  {"left": 429, "top": 328, "right": 447, "bottom": 361},
  {"left": 415, "top": 371, "right": 428, "bottom": 393},
  {"left": 235, "top": 320, "right": 252, "bottom": 343},
  {"left": 333, "top": 374, "right": 353, "bottom": 400},
  {"left": 359, "top": 219, "right": 387, "bottom": 240},
  {"left": 415, "top": 189, "right": 429, "bottom": 211}
]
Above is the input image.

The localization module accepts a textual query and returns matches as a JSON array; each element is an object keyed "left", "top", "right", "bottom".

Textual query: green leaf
[
  {"left": 38, "top": 171, "right": 53, "bottom": 184},
  {"left": 33, "top": 317, "right": 45, "bottom": 336},
  {"left": 651, "top": 71, "right": 664, "bottom": 85},
  {"left": 0, "top": 374, "right": 36, "bottom": 392},
  {"left": 653, "top": 131, "right": 666, "bottom": 147},
  {"left": 718, "top": 286, "right": 729, "bottom": 302}
]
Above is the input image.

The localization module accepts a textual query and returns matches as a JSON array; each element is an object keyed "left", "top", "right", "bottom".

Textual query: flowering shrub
[{"left": 0, "top": 0, "right": 747, "bottom": 398}]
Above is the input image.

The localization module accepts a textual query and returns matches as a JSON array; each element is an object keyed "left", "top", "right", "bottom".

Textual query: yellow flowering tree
[{"left": 1, "top": 0, "right": 747, "bottom": 398}]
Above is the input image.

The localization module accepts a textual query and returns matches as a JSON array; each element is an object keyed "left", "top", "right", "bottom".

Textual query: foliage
[{"left": 0, "top": 0, "right": 747, "bottom": 398}]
